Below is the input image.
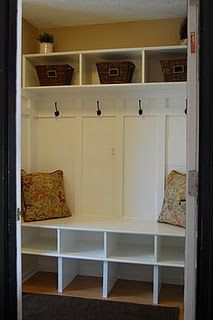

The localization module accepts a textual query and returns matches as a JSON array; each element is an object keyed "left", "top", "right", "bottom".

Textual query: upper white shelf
[
  {"left": 23, "top": 45, "right": 187, "bottom": 60},
  {"left": 22, "top": 45, "right": 187, "bottom": 99},
  {"left": 22, "top": 82, "right": 187, "bottom": 99}
]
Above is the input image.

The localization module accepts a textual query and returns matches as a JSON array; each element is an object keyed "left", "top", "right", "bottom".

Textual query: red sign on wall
[{"left": 190, "top": 32, "right": 196, "bottom": 54}]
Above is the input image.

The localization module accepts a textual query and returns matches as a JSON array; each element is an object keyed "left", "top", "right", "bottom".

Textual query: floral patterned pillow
[
  {"left": 158, "top": 170, "right": 186, "bottom": 228},
  {"left": 21, "top": 170, "right": 71, "bottom": 222}
]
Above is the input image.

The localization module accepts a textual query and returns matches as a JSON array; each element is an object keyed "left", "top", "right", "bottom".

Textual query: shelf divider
[
  {"left": 61, "top": 258, "right": 78, "bottom": 292},
  {"left": 103, "top": 261, "right": 118, "bottom": 298},
  {"left": 153, "top": 265, "right": 161, "bottom": 304},
  {"left": 79, "top": 53, "right": 83, "bottom": 85},
  {"left": 142, "top": 50, "right": 145, "bottom": 83}
]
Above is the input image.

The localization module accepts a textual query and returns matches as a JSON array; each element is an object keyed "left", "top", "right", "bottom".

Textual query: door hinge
[
  {"left": 188, "top": 170, "right": 198, "bottom": 197},
  {"left": 190, "top": 0, "right": 199, "bottom": 6},
  {"left": 17, "top": 208, "right": 22, "bottom": 221}
]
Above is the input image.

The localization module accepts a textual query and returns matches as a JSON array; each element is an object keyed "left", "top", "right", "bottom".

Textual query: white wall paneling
[
  {"left": 22, "top": 95, "right": 186, "bottom": 219},
  {"left": 21, "top": 113, "right": 30, "bottom": 170},
  {"left": 81, "top": 115, "right": 121, "bottom": 217},
  {"left": 166, "top": 115, "right": 187, "bottom": 174},
  {"left": 21, "top": 94, "right": 186, "bottom": 292},
  {"left": 123, "top": 115, "right": 163, "bottom": 219},
  {"left": 37, "top": 116, "right": 78, "bottom": 214},
  {"left": 21, "top": 98, "right": 37, "bottom": 172}
]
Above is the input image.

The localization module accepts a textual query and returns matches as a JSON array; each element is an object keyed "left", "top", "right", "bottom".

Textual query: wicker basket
[
  {"left": 160, "top": 59, "right": 187, "bottom": 82},
  {"left": 35, "top": 64, "right": 74, "bottom": 86},
  {"left": 96, "top": 61, "right": 135, "bottom": 84}
]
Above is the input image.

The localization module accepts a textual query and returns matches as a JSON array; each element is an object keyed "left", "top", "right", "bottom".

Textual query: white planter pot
[
  {"left": 180, "top": 38, "right": 187, "bottom": 45},
  {"left": 40, "top": 42, "right": 53, "bottom": 54}
]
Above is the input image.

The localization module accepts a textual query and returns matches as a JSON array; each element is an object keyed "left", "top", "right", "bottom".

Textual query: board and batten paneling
[
  {"left": 22, "top": 96, "right": 186, "bottom": 220},
  {"left": 21, "top": 113, "right": 30, "bottom": 171},
  {"left": 37, "top": 117, "right": 78, "bottom": 214},
  {"left": 123, "top": 116, "right": 164, "bottom": 220},
  {"left": 166, "top": 115, "right": 186, "bottom": 174},
  {"left": 21, "top": 98, "right": 37, "bottom": 172},
  {"left": 82, "top": 117, "right": 120, "bottom": 217}
]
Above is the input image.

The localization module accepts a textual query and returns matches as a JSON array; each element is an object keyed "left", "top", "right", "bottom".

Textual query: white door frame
[
  {"left": 184, "top": 1, "right": 199, "bottom": 320},
  {"left": 16, "top": 0, "right": 22, "bottom": 319}
]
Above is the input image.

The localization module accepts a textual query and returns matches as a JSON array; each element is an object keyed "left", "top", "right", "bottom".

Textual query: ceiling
[{"left": 22, "top": 0, "right": 187, "bottom": 29}]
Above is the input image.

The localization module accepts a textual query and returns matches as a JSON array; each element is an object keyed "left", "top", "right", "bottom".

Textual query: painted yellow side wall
[
  {"left": 22, "top": 18, "right": 38, "bottom": 54},
  {"left": 22, "top": 18, "right": 183, "bottom": 54},
  {"left": 38, "top": 19, "right": 183, "bottom": 52}
]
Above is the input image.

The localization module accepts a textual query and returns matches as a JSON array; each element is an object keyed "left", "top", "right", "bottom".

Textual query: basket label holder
[
  {"left": 47, "top": 70, "right": 57, "bottom": 78},
  {"left": 108, "top": 68, "right": 119, "bottom": 77},
  {"left": 172, "top": 65, "right": 185, "bottom": 74}
]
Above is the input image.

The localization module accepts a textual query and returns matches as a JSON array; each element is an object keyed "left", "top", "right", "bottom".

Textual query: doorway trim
[
  {"left": 0, "top": 0, "right": 18, "bottom": 319},
  {"left": 197, "top": 1, "right": 213, "bottom": 319}
]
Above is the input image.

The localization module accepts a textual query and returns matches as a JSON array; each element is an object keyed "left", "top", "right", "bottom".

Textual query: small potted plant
[
  {"left": 179, "top": 18, "right": 187, "bottom": 45},
  {"left": 37, "top": 32, "right": 54, "bottom": 53}
]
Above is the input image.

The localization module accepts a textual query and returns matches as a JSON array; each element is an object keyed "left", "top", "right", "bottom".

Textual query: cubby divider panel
[{"left": 60, "top": 230, "right": 105, "bottom": 259}]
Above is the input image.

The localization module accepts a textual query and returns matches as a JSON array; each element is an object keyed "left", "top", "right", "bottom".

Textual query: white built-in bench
[{"left": 22, "top": 216, "right": 185, "bottom": 304}]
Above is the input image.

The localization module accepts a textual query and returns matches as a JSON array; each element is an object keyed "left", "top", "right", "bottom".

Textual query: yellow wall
[
  {"left": 38, "top": 19, "right": 182, "bottom": 52},
  {"left": 22, "top": 18, "right": 183, "bottom": 54},
  {"left": 22, "top": 18, "right": 38, "bottom": 54}
]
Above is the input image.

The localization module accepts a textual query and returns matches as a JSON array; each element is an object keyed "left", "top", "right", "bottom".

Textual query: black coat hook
[
  {"left": 54, "top": 102, "right": 60, "bottom": 117},
  {"left": 185, "top": 99, "right": 187, "bottom": 115},
  {"left": 138, "top": 99, "right": 143, "bottom": 115},
  {"left": 97, "top": 100, "right": 101, "bottom": 116}
]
